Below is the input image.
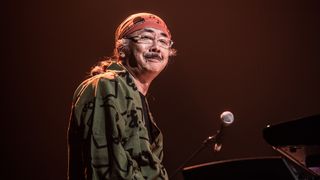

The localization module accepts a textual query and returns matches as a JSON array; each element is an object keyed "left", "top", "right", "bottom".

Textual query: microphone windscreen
[{"left": 220, "top": 111, "right": 234, "bottom": 126}]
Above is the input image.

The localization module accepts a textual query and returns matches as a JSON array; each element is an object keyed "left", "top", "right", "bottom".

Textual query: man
[{"left": 68, "top": 12, "right": 176, "bottom": 180}]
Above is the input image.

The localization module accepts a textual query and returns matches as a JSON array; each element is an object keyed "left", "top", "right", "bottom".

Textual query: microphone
[{"left": 213, "top": 111, "right": 234, "bottom": 151}]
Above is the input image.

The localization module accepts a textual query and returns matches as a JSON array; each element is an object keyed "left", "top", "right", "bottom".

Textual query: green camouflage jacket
[{"left": 68, "top": 63, "right": 168, "bottom": 180}]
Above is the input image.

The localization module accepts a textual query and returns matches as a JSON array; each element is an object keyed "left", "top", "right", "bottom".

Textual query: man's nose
[{"left": 150, "top": 40, "right": 161, "bottom": 52}]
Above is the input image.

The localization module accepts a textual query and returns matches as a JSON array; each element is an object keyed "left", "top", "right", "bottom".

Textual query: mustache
[{"left": 144, "top": 52, "right": 163, "bottom": 61}]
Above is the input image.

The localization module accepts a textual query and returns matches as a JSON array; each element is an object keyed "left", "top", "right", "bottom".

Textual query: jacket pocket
[
  {"left": 92, "top": 133, "right": 107, "bottom": 148},
  {"left": 91, "top": 134, "right": 109, "bottom": 167}
]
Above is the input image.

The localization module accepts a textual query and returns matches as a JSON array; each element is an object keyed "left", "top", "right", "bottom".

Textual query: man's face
[{"left": 125, "top": 28, "right": 171, "bottom": 76}]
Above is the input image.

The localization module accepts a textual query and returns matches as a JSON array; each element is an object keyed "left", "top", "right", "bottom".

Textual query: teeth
[
  {"left": 145, "top": 56, "right": 161, "bottom": 60},
  {"left": 145, "top": 57, "right": 162, "bottom": 62}
]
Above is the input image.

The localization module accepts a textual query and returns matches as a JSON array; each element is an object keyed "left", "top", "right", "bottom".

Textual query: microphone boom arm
[{"left": 170, "top": 132, "right": 221, "bottom": 179}]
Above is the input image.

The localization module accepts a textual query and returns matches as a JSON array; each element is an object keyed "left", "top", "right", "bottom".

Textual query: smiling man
[{"left": 68, "top": 13, "right": 176, "bottom": 180}]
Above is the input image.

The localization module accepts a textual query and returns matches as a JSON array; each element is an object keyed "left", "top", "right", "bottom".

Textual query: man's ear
[
  {"left": 116, "top": 39, "right": 132, "bottom": 63},
  {"left": 116, "top": 38, "right": 130, "bottom": 58},
  {"left": 169, "top": 48, "right": 177, "bottom": 57}
]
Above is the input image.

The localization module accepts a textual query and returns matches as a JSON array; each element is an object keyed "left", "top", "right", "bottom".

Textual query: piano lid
[{"left": 263, "top": 114, "right": 320, "bottom": 146}]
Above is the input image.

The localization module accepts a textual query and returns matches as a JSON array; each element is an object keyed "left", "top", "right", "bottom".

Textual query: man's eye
[
  {"left": 140, "top": 35, "right": 153, "bottom": 40},
  {"left": 159, "top": 39, "right": 169, "bottom": 45}
]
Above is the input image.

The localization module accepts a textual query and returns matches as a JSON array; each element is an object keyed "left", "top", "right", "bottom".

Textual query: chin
[{"left": 145, "top": 66, "right": 163, "bottom": 73}]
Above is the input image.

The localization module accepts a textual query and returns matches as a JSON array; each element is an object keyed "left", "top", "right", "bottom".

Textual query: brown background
[{"left": 2, "top": 0, "right": 319, "bottom": 179}]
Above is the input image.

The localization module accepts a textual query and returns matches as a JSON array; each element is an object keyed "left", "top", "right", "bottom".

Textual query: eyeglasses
[{"left": 125, "top": 34, "right": 173, "bottom": 49}]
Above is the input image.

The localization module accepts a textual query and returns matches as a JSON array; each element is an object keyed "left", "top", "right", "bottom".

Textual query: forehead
[{"left": 132, "top": 28, "right": 169, "bottom": 38}]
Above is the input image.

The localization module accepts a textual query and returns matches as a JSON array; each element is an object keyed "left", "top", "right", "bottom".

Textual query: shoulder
[
  {"left": 72, "top": 70, "right": 124, "bottom": 101},
  {"left": 72, "top": 63, "right": 139, "bottom": 105}
]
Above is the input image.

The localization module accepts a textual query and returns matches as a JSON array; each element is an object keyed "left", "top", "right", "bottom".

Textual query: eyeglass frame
[{"left": 124, "top": 34, "right": 174, "bottom": 49}]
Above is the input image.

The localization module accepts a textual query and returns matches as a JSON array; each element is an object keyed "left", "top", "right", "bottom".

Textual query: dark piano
[{"left": 263, "top": 114, "right": 320, "bottom": 179}]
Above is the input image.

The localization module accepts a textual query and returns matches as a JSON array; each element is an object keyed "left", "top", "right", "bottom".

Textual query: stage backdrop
[{"left": 2, "top": 0, "right": 319, "bottom": 179}]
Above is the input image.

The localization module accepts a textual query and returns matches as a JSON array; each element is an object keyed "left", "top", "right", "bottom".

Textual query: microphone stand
[{"left": 170, "top": 131, "right": 222, "bottom": 179}]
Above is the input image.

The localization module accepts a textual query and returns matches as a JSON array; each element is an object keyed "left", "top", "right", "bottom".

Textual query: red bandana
[{"left": 115, "top": 13, "right": 171, "bottom": 40}]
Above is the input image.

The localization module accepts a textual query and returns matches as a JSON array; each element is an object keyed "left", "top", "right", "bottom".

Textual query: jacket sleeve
[
  {"left": 68, "top": 75, "right": 147, "bottom": 180},
  {"left": 67, "top": 78, "right": 95, "bottom": 180},
  {"left": 67, "top": 108, "right": 86, "bottom": 180}
]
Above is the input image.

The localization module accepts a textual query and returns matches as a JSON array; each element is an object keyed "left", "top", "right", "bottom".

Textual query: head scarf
[{"left": 115, "top": 12, "right": 171, "bottom": 41}]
